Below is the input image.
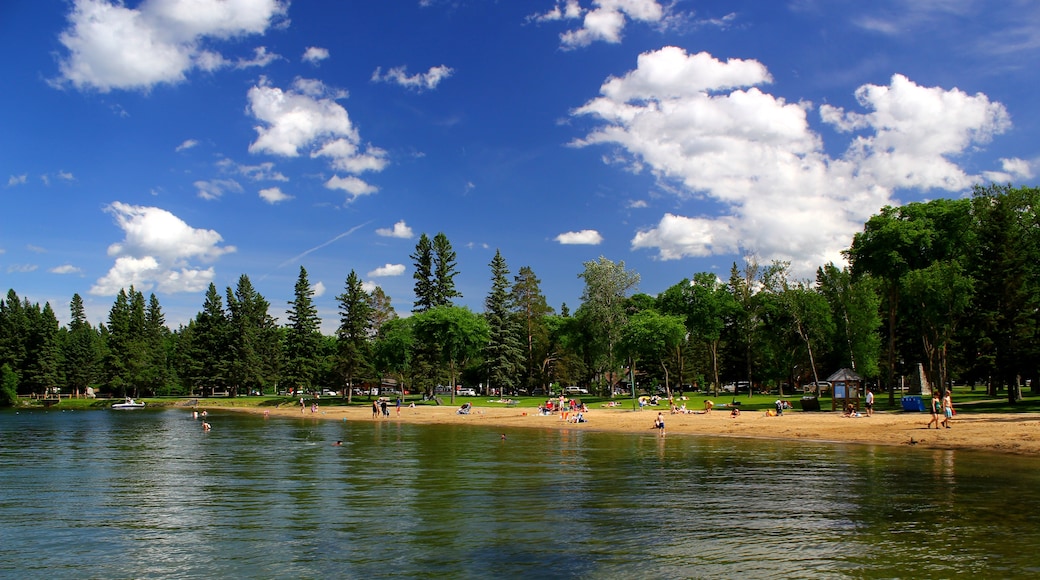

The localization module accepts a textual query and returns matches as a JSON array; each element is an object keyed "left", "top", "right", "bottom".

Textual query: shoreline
[{"left": 215, "top": 402, "right": 1040, "bottom": 457}]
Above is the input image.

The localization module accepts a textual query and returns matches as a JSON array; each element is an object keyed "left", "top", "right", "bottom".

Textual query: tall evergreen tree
[
  {"left": 225, "top": 274, "right": 278, "bottom": 396},
  {"left": 510, "top": 266, "right": 553, "bottom": 391},
  {"left": 104, "top": 287, "right": 151, "bottom": 397},
  {"left": 64, "top": 293, "right": 99, "bottom": 397},
  {"left": 0, "top": 290, "right": 28, "bottom": 388},
  {"left": 336, "top": 270, "right": 372, "bottom": 403},
  {"left": 432, "top": 232, "right": 462, "bottom": 307},
  {"left": 23, "top": 301, "right": 63, "bottom": 395},
  {"left": 411, "top": 233, "right": 435, "bottom": 313},
  {"left": 968, "top": 184, "right": 1040, "bottom": 401},
  {"left": 284, "top": 266, "right": 322, "bottom": 394},
  {"left": 190, "top": 283, "right": 230, "bottom": 396},
  {"left": 142, "top": 293, "right": 171, "bottom": 395},
  {"left": 484, "top": 250, "right": 524, "bottom": 395}
]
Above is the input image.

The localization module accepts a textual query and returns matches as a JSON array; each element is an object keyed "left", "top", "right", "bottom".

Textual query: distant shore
[{"left": 214, "top": 401, "right": 1040, "bottom": 457}]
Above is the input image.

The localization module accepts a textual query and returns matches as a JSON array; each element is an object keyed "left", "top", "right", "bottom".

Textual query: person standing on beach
[
  {"left": 372, "top": 400, "right": 380, "bottom": 419},
  {"left": 927, "top": 393, "right": 941, "bottom": 429},
  {"left": 396, "top": 397, "right": 402, "bottom": 417},
  {"left": 865, "top": 388, "right": 874, "bottom": 416},
  {"left": 654, "top": 412, "right": 665, "bottom": 436},
  {"left": 941, "top": 391, "right": 953, "bottom": 428}
]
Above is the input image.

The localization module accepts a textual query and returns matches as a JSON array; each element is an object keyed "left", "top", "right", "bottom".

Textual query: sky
[{"left": 2, "top": 0, "right": 1038, "bottom": 334}]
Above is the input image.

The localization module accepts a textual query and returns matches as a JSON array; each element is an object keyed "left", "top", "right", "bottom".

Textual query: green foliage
[
  {"left": 412, "top": 305, "right": 489, "bottom": 403},
  {"left": 284, "top": 267, "right": 322, "bottom": 393},
  {"left": 485, "top": 250, "right": 524, "bottom": 394},
  {"left": 0, "top": 363, "right": 18, "bottom": 406},
  {"left": 336, "top": 270, "right": 373, "bottom": 400}
]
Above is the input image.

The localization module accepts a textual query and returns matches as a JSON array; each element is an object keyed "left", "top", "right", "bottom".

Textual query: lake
[{"left": 1, "top": 408, "right": 1038, "bottom": 578}]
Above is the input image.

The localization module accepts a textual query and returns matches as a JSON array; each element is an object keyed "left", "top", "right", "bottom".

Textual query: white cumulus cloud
[
  {"left": 532, "top": 0, "right": 666, "bottom": 49},
  {"left": 555, "top": 229, "right": 604, "bottom": 245},
  {"left": 247, "top": 77, "right": 388, "bottom": 203},
  {"left": 302, "top": 46, "right": 329, "bottom": 64},
  {"left": 54, "top": 0, "right": 288, "bottom": 92},
  {"left": 325, "top": 175, "right": 378, "bottom": 202},
  {"left": 368, "top": 263, "right": 406, "bottom": 277},
  {"left": 375, "top": 220, "right": 414, "bottom": 238},
  {"left": 50, "top": 264, "right": 83, "bottom": 275},
  {"left": 371, "top": 65, "right": 454, "bottom": 91},
  {"left": 91, "top": 202, "right": 236, "bottom": 295},
  {"left": 572, "top": 46, "right": 1012, "bottom": 277},
  {"left": 259, "top": 186, "right": 292, "bottom": 204}
]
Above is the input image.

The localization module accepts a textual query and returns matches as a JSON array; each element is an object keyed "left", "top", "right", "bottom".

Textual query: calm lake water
[{"left": 1, "top": 407, "right": 1038, "bottom": 579}]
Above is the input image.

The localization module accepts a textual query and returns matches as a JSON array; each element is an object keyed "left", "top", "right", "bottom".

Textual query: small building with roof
[{"left": 826, "top": 368, "right": 864, "bottom": 412}]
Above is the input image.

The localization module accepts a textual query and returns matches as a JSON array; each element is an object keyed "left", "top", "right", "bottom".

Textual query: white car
[
  {"left": 564, "top": 386, "right": 589, "bottom": 395},
  {"left": 456, "top": 387, "right": 478, "bottom": 397}
]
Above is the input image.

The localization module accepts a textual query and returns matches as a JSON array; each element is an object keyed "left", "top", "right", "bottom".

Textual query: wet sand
[{"left": 219, "top": 401, "right": 1040, "bottom": 457}]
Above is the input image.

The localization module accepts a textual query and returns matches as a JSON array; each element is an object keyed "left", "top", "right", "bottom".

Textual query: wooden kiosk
[{"left": 827, "top": 368, "right": 863, "bottom": 412}]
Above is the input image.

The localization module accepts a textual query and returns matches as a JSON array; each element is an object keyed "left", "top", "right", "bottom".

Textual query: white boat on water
[{"left": 111, "top": 397, "right": 145, "bottom": 409}]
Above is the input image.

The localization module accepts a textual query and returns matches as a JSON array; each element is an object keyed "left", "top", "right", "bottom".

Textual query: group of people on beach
[{"left": 927, "top": 391, "right": 954, "bottom": 429}]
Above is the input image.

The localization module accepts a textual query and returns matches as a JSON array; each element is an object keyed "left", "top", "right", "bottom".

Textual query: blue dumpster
[{"left": 901, "top": 395, "right": 925, "bottom": 412}]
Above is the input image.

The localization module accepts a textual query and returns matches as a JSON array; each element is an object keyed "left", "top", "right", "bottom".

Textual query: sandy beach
[{"left": 220, "top": 400, "right": 1040, "bottom": 457}]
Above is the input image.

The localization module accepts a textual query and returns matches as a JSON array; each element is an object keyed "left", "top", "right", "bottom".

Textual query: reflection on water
[{"left": 1, "top": 408, "right": 1039, "bottom": 578}]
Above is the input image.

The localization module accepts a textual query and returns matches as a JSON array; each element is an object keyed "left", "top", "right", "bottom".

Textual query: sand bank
[{"left": 219, "top": 401, "right": 1040, "bottom": 456}]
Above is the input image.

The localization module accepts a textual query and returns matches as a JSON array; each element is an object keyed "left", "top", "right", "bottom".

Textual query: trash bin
[
  {"left": 901, "top": 395, "right": 925, "bottom": 412},
  {"left": 800, "top": 396, "right": 820, "bottom": 412}
]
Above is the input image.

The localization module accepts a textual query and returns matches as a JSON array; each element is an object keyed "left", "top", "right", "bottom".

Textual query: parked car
[
  {"left": 805, "top": 381, "right": 831, "bottom": 394},
  {"left": 456, "top": 387, "right": 478, "bottom": 397},
  {"left": 564, "top": 386, "right": 589, "bottom": 395}
]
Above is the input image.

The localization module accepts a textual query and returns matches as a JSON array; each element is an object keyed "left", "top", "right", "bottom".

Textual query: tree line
[{"left": 2, "top": 184, "right": 1037, "bottom": 406}]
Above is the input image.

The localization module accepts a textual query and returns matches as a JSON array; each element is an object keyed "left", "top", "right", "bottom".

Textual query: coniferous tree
[
  {"left": 284, "top": 266, "right": 322, "bottom": 394},
  {"left": 432, "top": 232, "right": 462, "bottom": 307},
  {"left": 510, "top": 266, "right": 553, "bottom": 391},
  {"left": 142, "top": 293, "right": 172, "bottom": 395},
  {"left": 0, "top": 290, "right": 28, "bottom": 390},
  {"left": 485, "top": 250, "right": 523, "bottom": 395},
  {"left": 226, "top": 274, "right": 278, "bottom": 396},
  {"left": 411, "top": 233, "right": 435, "bottom": 313},
  {"left": 336, "top": 270, "right": 372, "bottom": 402},
  {"left": 23, "top": 301, "right": 63, "bottom": 395},
  {"left": 64, "top": 293, "right": 99, "bottom": 397},
  {"left": 188, "top": 284, "right": 230, "bottom": 396}
]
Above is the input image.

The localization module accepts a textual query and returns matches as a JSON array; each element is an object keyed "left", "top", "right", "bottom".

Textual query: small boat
[{"left": 111, "top": 397, "right": 145, "bottom": 410}]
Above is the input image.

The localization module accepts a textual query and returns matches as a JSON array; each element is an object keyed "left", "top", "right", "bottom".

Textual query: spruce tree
[
  {"left": 191, "top": 283, "right": 230, "bottom": 396},
  {"left": 432, "top": 232, "right": 462, "bottom": 307},
  {"left": 284, "top": 266, "right": 322, "bottom": 394},
  {"left": 484, "top": 250, "right": 523, "bottom": 395},
  {"left": 336, "top": 270, "right": 372, "bottom": 402},
  {"left": 64, "top": 293, "right": 99, "bottom": 397},
  {"left": 411, "top": 233, "right": 435, "bottom": 312},
  {"left": 510, "top": 266, "right": 553, "bottom": 391}
]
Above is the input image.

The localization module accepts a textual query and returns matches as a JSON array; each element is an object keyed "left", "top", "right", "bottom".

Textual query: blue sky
[{"left": 2, "top": 0, "right": 1037, "bottom": 333}]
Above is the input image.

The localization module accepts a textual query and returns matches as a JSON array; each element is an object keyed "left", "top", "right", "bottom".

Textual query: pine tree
[
  {"left": 432, "top": 232, "right": 462, "bottom": 307},
  {"left": 226, "top": 274, "right": 278, "bottom": 396},
  {"left": 411, "top": 233, "right": 435, "bottom": 313},
  {"left": 188, "top": 284, "right": 229, "bottom": 396},
  {"left": 64, "top": 293, "right": 99, "bottom": 397},
  {"left": 484, "top": 250, "right": 524, "bottom": 395},
  {"left": 336, "top": 270, "right": 372, "bottom": 402},
  {"left": 510, "top": 266, "right": 553, "bottom": 390},
  {"left": 284, "top": 266, "right": 322, "bottom": 394}
]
